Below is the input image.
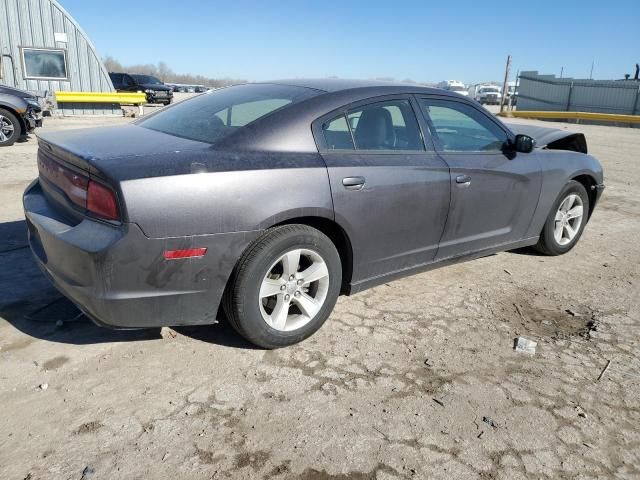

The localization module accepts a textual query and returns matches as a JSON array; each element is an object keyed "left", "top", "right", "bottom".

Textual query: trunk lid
[{"left": 37, "top": 125, "right": 212, "bottom": 182}]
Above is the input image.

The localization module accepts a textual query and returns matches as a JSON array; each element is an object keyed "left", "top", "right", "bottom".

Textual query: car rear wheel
[
  {"left": 0, "top": 109, "right": 19, "bottom": 147},
  {"left": 223, "top": 225, "right": 342, "bottom": 348},
  {"left": 535, "top": 180, "right": 589, "bottom": 256}
]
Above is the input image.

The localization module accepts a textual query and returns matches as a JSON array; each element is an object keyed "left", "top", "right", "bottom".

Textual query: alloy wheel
[
  {"left": 553, "top": 193, "right": 584, "bottom": 246},
  {"left": 0, "top": 115, "right": 15, "bottom": 143},
  {"left": 258, "top": 248, "right": 330, "bottom": 331}
]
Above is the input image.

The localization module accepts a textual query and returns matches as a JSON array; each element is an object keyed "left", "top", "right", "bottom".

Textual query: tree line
[{"left": 102, "top": 56, "right": 246, "bottom": 88}]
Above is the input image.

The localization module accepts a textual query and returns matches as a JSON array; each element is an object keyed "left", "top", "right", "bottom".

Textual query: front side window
[
  {"left": 346, "top": 100, "right": 423, "bottom": 151},
  {"left": 419, "top": 99, "right": 507, "bottom": 152},
  {"left": 22, "top": 48, "right": 67, "bottom": 79},
  {"left": 138, "top": 83, "right": 319, "bottom": 144}
]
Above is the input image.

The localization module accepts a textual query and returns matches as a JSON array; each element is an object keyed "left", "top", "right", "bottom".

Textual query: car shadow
[
  {"left": 0, "top": 219, "right": 256, "bottom": 349},
  {"left": 508, "top": 246, "right": 546, "bottom": 256}
]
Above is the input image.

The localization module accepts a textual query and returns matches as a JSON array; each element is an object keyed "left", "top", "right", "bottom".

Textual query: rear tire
[
  {"left": 0, "top": 109, "right": 20, "bottom": 147},
  {"left": 535, "top": 180, "right": 589, "bottom": 256},
  {"left": 223, "top": 225, "right": 342, "bottom": 349}
]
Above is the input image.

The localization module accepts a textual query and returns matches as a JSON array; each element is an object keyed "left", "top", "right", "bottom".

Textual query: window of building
[{"left": 22, "top": 48, "right": 68, "bottom": 80}]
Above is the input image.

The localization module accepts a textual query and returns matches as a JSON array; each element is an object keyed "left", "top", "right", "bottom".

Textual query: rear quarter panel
[{"left": 120, "top": 151, "right": 334, "bottom": 238}]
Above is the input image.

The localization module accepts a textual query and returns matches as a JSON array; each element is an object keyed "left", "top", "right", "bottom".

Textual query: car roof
[{"left": 258, "top": 78, "right": 448, "bottom": 95}]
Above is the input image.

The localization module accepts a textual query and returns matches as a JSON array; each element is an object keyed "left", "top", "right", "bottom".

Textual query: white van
[{"left": 437, "top": 80, "right": 469, "bottom": 97}]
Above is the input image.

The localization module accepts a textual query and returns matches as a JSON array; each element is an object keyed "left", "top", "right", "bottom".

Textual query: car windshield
[
  {"left": 449, "top": 86, "right": 466, "bottom": 92},
  {"left": 137, "top": 83, "right": 319, "bottom": 144},
  {"left": 481, "top": 88, "right": 500, "bottom": 94},
  {"left": 132, "top": 75, "right": 162, "bottom": 85}
]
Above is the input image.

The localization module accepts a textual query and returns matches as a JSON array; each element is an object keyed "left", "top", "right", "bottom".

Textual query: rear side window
[
  {"left": 109, "top": 73, "right": 123, "bottom": 84},
  {"left": 419, "top": 99, "right": 507, "bottom": 152},
  {"left": 138, "top": 83, "right": 319, "bottom": 144},
  {"left": 323, "top": 115, "right": 354, "bottom": 150},
  {"left": 348, "top": 100, "right": 423, "bottom": 151}
]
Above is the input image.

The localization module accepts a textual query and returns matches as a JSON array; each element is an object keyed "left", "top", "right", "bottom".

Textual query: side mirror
[{"left": 514, "top": 134, "right": 535, "bottom": 153}]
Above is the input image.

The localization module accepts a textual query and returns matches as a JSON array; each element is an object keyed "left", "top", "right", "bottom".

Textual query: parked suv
[
  {"left": 108, "top": 73, "right": 173, "bottom": 106},
  {"left": 0, "top": 85, "right": 43, "bottom": 147}
]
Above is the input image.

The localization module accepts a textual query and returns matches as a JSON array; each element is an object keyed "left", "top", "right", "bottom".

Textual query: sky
[{"left": 61, "top": 0, "right": 640, "bottom": 84}]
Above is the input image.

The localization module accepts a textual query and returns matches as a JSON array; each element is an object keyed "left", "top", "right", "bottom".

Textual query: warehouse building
[{"left": 0, "top": 0, "right": 118, "bottom": 114}]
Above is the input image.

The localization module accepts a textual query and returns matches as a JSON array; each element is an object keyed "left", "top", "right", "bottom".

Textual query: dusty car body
[{"left": 23, "top": 79, "right": 604, "bottom": 347}]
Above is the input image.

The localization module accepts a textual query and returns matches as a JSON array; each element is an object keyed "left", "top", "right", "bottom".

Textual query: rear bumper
[{"left": 23, "top": 179, "right": 258, "bottom": 328}]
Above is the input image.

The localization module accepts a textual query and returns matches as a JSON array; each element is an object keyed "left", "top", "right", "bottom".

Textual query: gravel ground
[{"left": 0, "top": 114, "right": 638, "bottom": 480}]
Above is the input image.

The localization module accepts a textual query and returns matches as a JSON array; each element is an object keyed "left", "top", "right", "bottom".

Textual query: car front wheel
[
  {"left": 223, "top": 225, "right": 342, "bottom": 348},
  {"left": 0, "top": 109, "right": 19, "bottom": 147},
  {"left": 535, "top": 180, "right": 590, "bottom": 255}
]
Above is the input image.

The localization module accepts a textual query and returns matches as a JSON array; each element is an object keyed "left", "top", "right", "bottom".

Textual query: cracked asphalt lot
[{"left": 0, "top": 116, "right": 638, "bottom": 479}]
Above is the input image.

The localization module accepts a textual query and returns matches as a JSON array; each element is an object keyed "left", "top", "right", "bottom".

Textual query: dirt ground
[{"left": 0, "top": 113, "right": 638, "bottom": 480}]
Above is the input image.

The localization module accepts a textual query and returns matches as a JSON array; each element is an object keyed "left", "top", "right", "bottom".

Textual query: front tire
[
  {"left": 223, "top": 225, "right": 342, "bottom": 349},
  {"left": 535, "top": 180, "right": 589, "bottom": 256},
  {"left": 0, "top": 109, "right": 20, "bottom": 147}
]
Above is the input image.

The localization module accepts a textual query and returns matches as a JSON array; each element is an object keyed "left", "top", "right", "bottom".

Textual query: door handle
[
  {"left": 456, "top": 175, "right": 471, "bottom": 186},
  {"left": 342, "top": 176, "right": 365, "bottom": 190}
]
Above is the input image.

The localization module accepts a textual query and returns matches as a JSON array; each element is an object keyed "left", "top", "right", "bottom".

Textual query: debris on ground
[
  {"left": 161, "top": 327, "right": 178, "bottom": 339},
  {"left": 482, "top": 416, "right": 498, "bottom": 428},
  {"left": 575, "top": 405, "right": 588, "bottom": 418},
  {"left": 514, "top": 303, "right": 526, "bottom": 321},
  {"left": 565, "top": 308, "right": 581, "bottom": 317},
  {"left": 38, "top": 383, "right": 48, "bottom": 391},
  {"left": 477, "top": 431, "right": 484, "bottom": 439},
  {"left": 581, "top": 316, "right": 600, "bottom": 340},
  {"left": 432, "top": 398, "right": 445, "bottom": 407},
  {"left": 597, "top": 359, "right": 612, "bottom": 381},
  {"left": 80, "top": 466, "right": 95, "bottom": 480},
  {"left": 504, "top": 269, "right": 512, "bottom": 276},
  {"left": 514, "top": 337, "right": 537, "bottom": 354}
]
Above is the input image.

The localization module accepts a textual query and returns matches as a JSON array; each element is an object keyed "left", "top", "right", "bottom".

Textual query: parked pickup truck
[
  {"left": 0, "top": 85, "right": 43, "bottom": 147},
  {"left": 474, "top": 85, "right": 502, "bottom": 105},
  {"left": 108, "top": 73, "right": 173, "bottom": 106}
]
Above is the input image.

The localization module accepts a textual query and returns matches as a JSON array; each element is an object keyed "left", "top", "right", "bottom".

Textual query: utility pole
[
  {"left": 560, "top": 66, "right": 564, "bottom": 78},
  {"left": 499, "top": 55, "right": 512, "bottom": 114},
  {"left": 590, "top": 60, "right": 595, "bottom": 79}
]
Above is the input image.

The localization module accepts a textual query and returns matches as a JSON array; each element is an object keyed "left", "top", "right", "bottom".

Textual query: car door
[
  {"left": 416, "top": 96, "right": 542, "bottom": 260},
  {"left": 314, "top": 96, "right": 451, "bottom": 285}
]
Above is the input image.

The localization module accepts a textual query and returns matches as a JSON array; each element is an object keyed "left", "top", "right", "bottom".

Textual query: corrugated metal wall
[
  {"left": 0, "top": 0, "right": 118, "bottom": 114},
  {"left": 518, "top": 71, "right": 640, "bottom": 116}
]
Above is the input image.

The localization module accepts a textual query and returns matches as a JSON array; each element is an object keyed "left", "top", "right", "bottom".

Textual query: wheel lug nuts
[
  {"left": 284, "top": 294, "right": 290, "bottom": 301},
  {"left": 289, "top": 275, "right": 295, "bottom": 281},
  {"left": 297, "top": 279, "right": 304, "bottom": 285},
  {"left": 280, "top": 285, "right": 286, "bottom": 291},
  {"left": 294, "top": 291, "right": 301, "bottom": 297}
]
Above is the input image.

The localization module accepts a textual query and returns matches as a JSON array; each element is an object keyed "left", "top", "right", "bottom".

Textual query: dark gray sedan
[{"left": 23, "top": 79, "right": 604, "bottom": 348}]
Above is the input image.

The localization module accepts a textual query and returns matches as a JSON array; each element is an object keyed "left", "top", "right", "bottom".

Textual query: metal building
[
  {"left": 0, "top": 0, "right": 117, "bottom": 114},
  {"left": 518, "top": 71, "right": 640, "bottom": 117}
]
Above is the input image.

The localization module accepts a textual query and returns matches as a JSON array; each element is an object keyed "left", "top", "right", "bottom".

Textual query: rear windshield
[{"left": 137, "top": 83, "right": 319, "bottom": 144}]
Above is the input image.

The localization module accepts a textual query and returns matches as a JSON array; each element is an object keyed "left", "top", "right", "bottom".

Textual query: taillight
[{"left": 87, "top": 180, "right": 119, "bottom": 220}]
